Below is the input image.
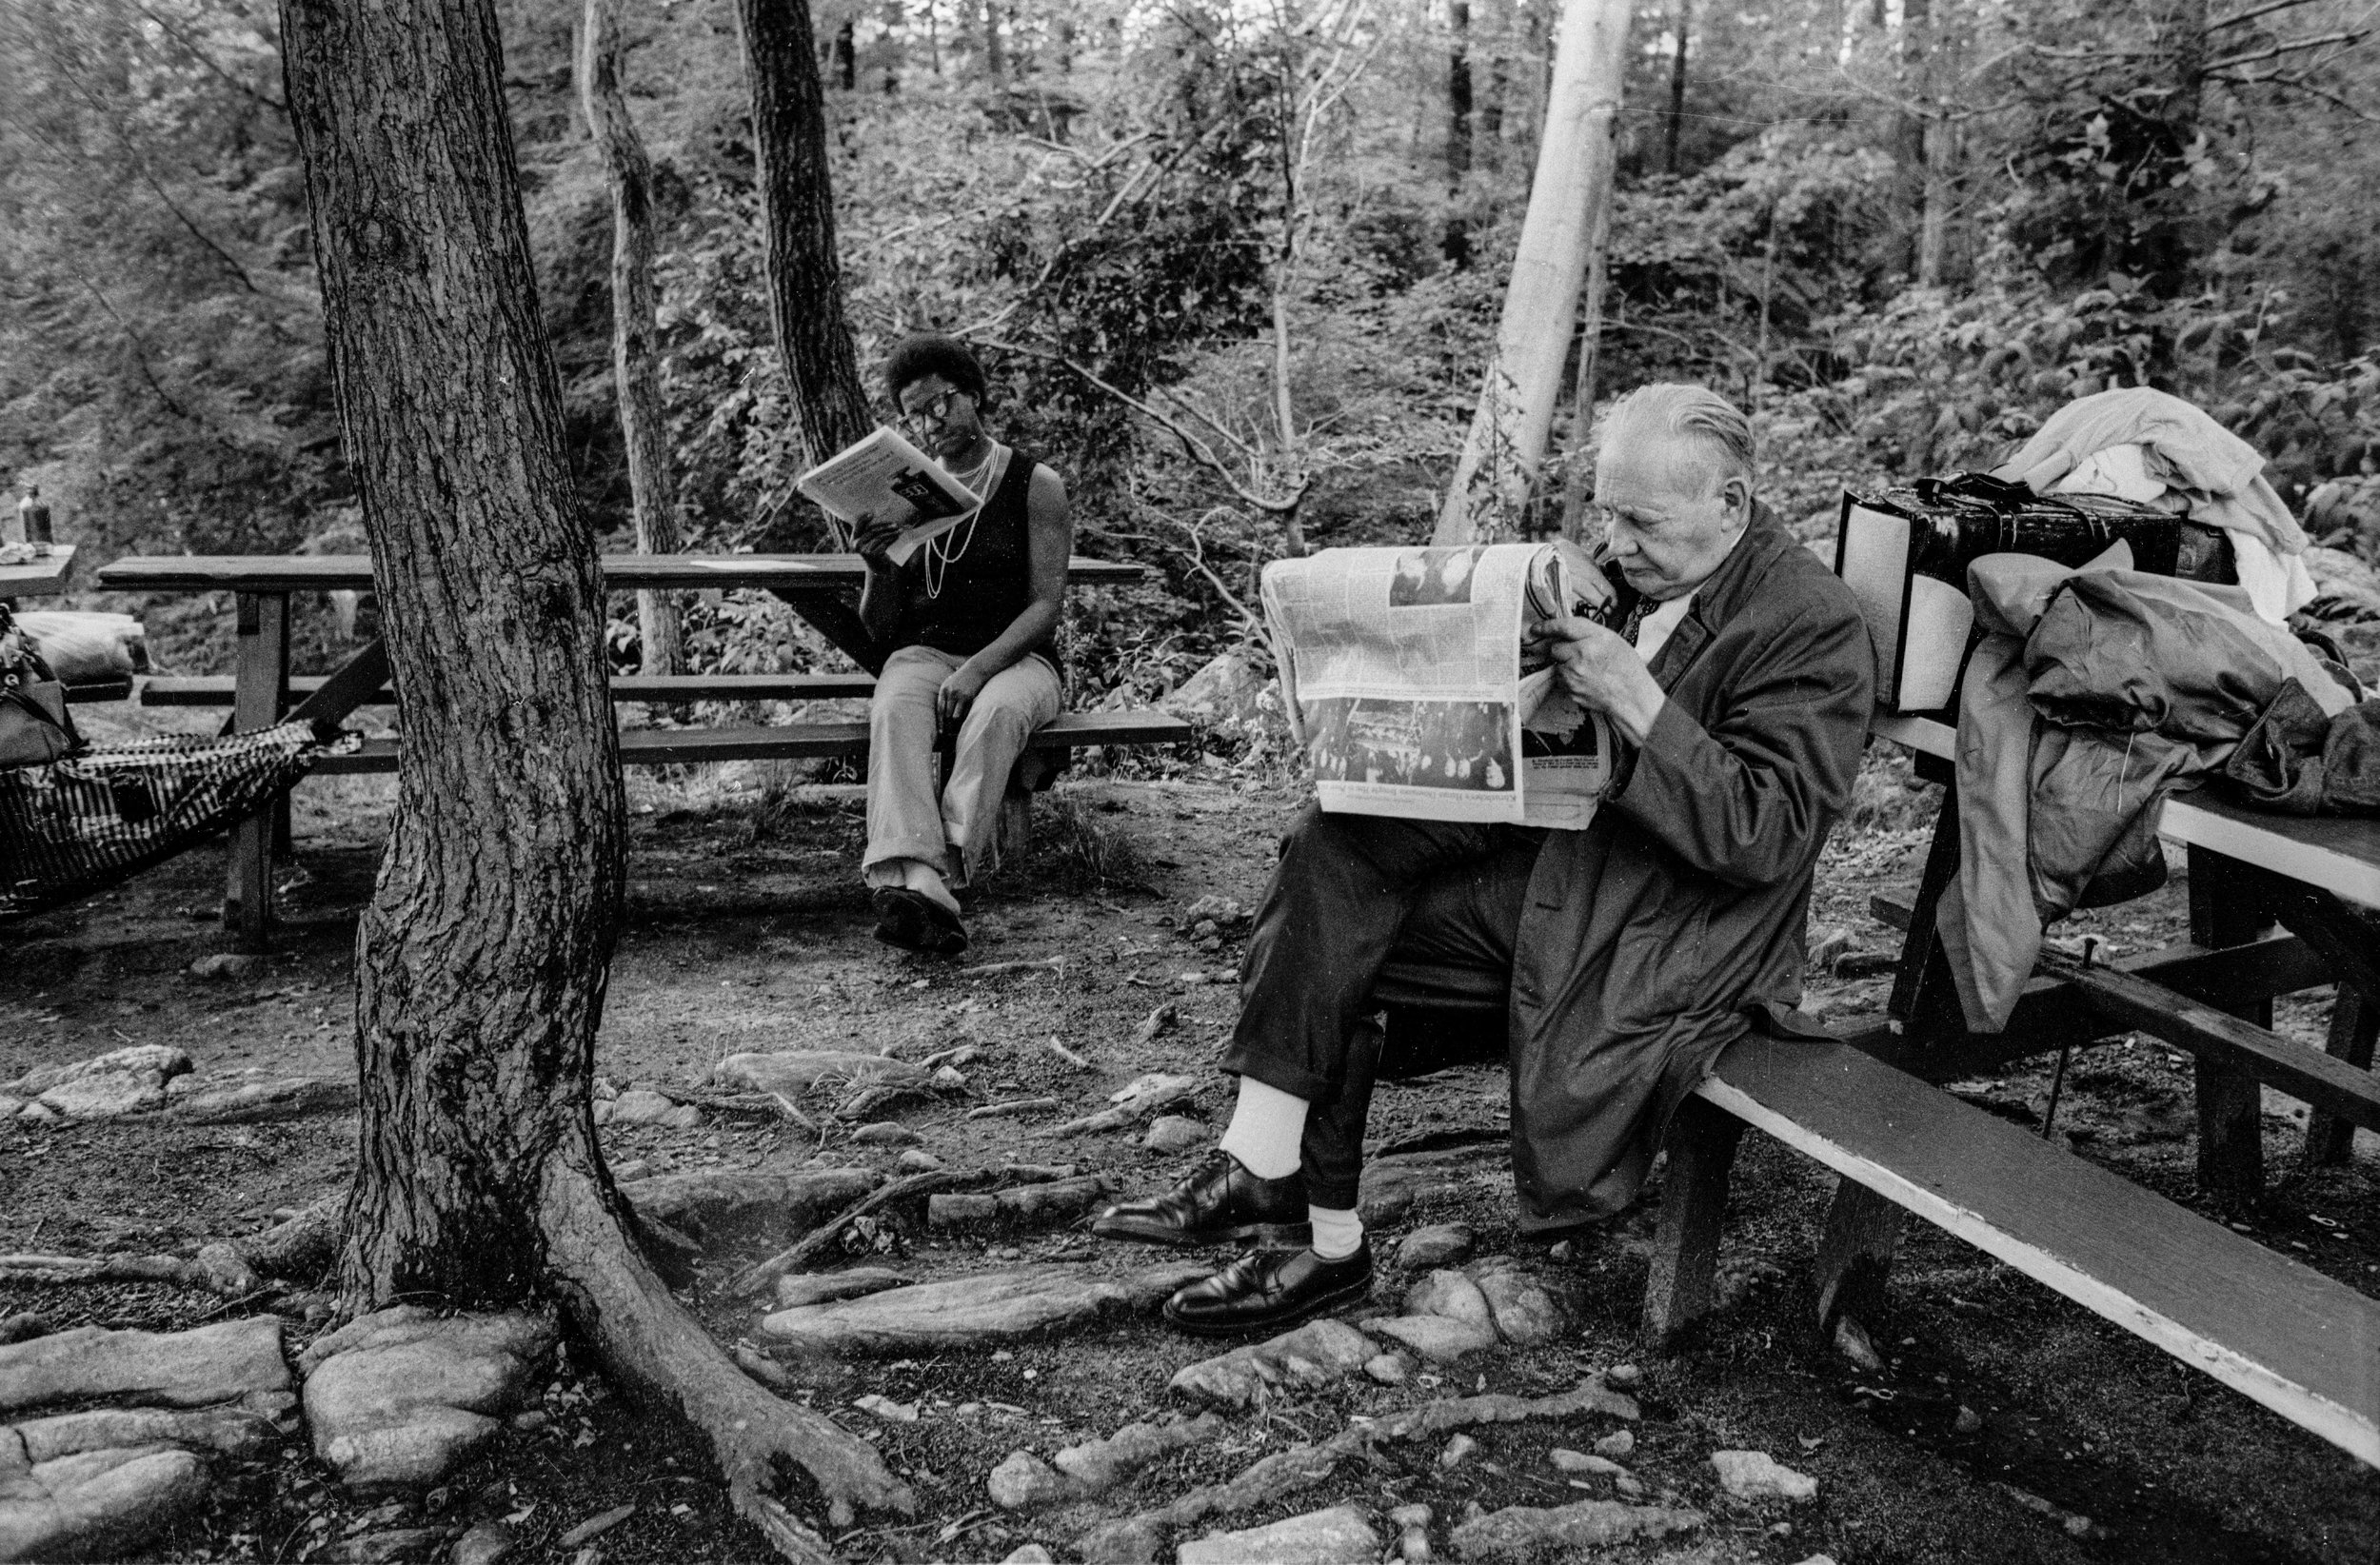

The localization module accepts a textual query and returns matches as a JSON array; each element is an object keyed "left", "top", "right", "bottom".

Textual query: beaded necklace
[{"left": 923, "top": 444, "right": 1002, "bottom": 600}]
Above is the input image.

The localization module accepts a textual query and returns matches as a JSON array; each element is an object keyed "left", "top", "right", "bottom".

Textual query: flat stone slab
[
  {"left": 618, "top": 1166, "right": 877, "bottom": 1245},
  {"left": 0, "top": 1045, "right": 190, "bottom": 1101},
  {"left": 1365, "top": 1314, "right": 1497, "bottom": 1363},
  {"left": 1167, "top": 1318, "right": 1378, "bottom": 1409},
  {"left": 13, "top": 1405, "right": 280, "bottom": 1463},
  {"left": 760, "top": 1264, "right": 1206, "bottom": 1356},
  {"left": 713, "top": 1051, "right": 926, "bottom": 1098},
  {"left": 0, "top": 1440, "right": 210, "bottom": 1564},
  {"left": 1449, "top": 1499, "right": 1704, "bottom": 1561},
  {"left": 299, "top": 1307, "right": 556, "bottom": 1493},
  {"left": 0, "top": 1318, "right": 291, "bottom": 1416},
  {"left": 1177, "top": 1504, "right": 1379, "bottom": 1565},
  {"left": 168, "top": 1072, "right": 357, "bottom": 1123}
]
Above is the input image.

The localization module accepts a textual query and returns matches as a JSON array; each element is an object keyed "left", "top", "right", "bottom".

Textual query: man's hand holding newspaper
[{"left": 1260, "top": 539, "right": 1619, "bottom": 829}]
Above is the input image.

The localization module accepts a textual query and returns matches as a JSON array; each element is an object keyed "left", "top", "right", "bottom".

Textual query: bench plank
[
  {"left": 1702, "top": 1037, "right": 2380, "bottom": 1468},
  {"left": 313, "top": 709, "right": 1193, "bottom": 776},
  {"left": 142, "top": 671, "right": 882, "bottom": 707},
  {"left": 98, "top": 553, "right": 1147, "bottom": 594}
]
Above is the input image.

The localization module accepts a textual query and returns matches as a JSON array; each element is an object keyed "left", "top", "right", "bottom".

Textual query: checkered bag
[{"left": 0, "top": 719, "right": 348, "bottom": 921}]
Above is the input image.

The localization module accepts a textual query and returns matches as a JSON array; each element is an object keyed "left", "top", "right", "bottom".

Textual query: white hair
[{"left": 1600, "top": 383, "right": 1755, "bottom": 494}]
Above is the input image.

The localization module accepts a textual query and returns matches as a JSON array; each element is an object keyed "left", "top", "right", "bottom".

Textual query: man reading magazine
[
  {"left": 852, "top": 335, "right": 1073, "bottom": 955},
  {"left": 1093, "top": 384, "right": 1876, "bottom": 1336}
]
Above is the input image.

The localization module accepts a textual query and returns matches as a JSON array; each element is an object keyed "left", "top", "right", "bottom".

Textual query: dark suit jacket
[{"left": 1507, "top": 511, "right": 1874, "bottom": 1229}]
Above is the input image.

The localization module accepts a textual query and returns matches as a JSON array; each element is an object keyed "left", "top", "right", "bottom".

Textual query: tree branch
[
  {"left": 129, "top": 0, "right": 288, "bottom": 113},
  {"left": 2211, "top": 66, "right": 2380, "bottom": 117},
  {"left": 967, "top": 335, "right": 1312, "bottom": 515},
  {"left": 2208, "top": 28, "right": 2370, "bottom": 71},
  {"left": 2211, "top": 0, "right": 2334, "bottom": 30}
]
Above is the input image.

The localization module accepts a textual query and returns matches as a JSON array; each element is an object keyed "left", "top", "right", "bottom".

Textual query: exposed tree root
[
  {"left": 730, "top": 1168, "right": 994, "bottom": 1298},
  {"left": 540, "top": 1159, "right": 915, "bottom": 1559},
  {"left": 1076, "top": 1374, "right": 1639, "bottom": 1563}
]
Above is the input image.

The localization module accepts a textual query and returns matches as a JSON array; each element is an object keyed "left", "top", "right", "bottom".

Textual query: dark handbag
[{"left": 0, "top": 604, "right": 79, "bottom": 769}]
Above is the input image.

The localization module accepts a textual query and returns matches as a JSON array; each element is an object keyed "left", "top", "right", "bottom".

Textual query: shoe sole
[
  {"left": 1161, "top": 1269, "right": 1375, "bottom": 1338},
  {"left": 1089, "top": 1216, "right": 1313, "bottom": 1249}
]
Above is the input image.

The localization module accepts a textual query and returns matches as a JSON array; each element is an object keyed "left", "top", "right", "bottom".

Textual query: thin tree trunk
[
  {"left": 277, "top": 0, "right": 910, "bottom": 1552},
  {"left": 1435, "top": 0, "right": 1632, "bottom": 545},
  {"left": 833, "top": 15, "right": 856, "bottom": 88},
  {"left": 1663, "top": 0, "right": 1689, "bottom": 173},
  {"left": 1557, "top": 168, "right": 1615, "bottom": 538},
  {"left": 733, "top": 0, "right": 873, "bottom": 520},
  {"left": 579, "top": 0, "right": 684, "bottom": 679},
  {"left": 1445, "top": 0, "right": 1474, "bottom": 266},
  {"left": 1916, "top": 112, "right": 1954, "bottom": 285},
  {"left": 982, "top": 0, "right": 1004, "bottom": 82}
]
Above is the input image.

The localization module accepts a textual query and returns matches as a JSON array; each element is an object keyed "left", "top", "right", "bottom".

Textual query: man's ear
[{"left": 1719, "top": 473, "right": 1753, "bottom": 522}]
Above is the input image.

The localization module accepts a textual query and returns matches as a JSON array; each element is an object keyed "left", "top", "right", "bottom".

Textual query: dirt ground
[{"left": 5, "top": 725, "right": 2379, "bottom": 1565}]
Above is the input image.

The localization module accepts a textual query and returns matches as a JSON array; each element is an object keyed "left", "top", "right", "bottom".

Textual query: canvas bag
[{"left": 0, "top": 603, "right": 79, "bottom": 769}]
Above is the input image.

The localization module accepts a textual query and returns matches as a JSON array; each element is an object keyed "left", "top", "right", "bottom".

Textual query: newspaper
[
  {"left": 1260, "top": 542, "right": 1616, "bottom": 829},
  {"left": 796, "top": 426, "right": 985, "bottom": 565}
]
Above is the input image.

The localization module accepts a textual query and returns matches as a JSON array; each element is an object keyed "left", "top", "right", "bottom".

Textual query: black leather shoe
[
  {"left": 1162, "top": 1240, "right": 1375, "bottom": 1337},
  {"left": 871, "top": 887, "right": 968, "bottom": 956},
  {"left": 1090, "top": 1153, "right": 1310, "bottom": 1248}
]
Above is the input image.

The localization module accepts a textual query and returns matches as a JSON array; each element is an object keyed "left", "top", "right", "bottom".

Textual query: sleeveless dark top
[{"left": 889, "top": 446, "right": 1056, "bottom": 665}]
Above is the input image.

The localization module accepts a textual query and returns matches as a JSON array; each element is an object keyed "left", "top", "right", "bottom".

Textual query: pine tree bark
[
  {"left": 733, "top": 0, "right": 872, "bottom": 496},
  {"left": 1662, "top": 0, "right": 1690, "bottom": 173},
  {"left": 580, "top": 0, "right": 685, "bottom": 678},
  {"left": 276, "top": 0, "right": 912, "bottom": 1553}
]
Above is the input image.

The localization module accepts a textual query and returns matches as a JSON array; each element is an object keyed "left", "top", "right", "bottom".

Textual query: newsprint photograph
[{"left": 3, "top": 0, "right": 2379, "bottom": 1561}]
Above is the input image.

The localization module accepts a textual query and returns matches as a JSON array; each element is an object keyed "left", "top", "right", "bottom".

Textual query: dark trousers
[{"left": 1220, "top": 803, "right": 1543, "bottom": 1208}]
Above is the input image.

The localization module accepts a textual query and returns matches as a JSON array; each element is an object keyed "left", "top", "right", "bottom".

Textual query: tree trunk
[
  {"left": 579, "top": 0, "right": 684, "bottom": 679},
  {"left": 1662, "top": 0, "right": 1689, "bottom": 173},
  {"left": 1445, "top": 0, "right": 1474, "bottom": 266},
  {"left": 1435, "top": 0, "right": 1632, "bottom": 545},
  {"left": 277, "top": 0, "right": 911, "bottom": 1552},
  {"left": 734, "top": 0, "right": 873, "bottom": 513},
  {"left": 833, "top": 15, "right": 856, "bottom": 89},
  {"left": 1916, "top": 111, "right": 1954, "bottom": 286},
  {"left": 1557, "top": 168, "right": 1616, "bottom": 538},
  {"left": 982, "top": 0, "right": 1004, "bottom": 83}
]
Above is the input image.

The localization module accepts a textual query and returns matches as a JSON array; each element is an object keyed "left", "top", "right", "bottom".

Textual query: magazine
[
  {"left": 796, "top": 426, "right": 986, "bottom": 565},
  {"left": 1260, "top": 542, "right": 1617, "bottom": 830}
]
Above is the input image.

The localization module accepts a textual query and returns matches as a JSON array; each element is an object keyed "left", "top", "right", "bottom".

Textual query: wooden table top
[
  {"left": 97, "top": 552, "right": 1147, "bottom": 593},
  {"left": 1872, "top": 710, "right": 2380, "bottom": 910},
  {"left": 0, "top": 545, "right": 78, "bottom": 598}
]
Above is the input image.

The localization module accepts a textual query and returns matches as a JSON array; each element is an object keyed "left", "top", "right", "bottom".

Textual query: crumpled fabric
[
  {"left": 1934, "top": 545, "right": 2353, "bottom": 1031},
  {"left": 2225, "top": 688, "right": 2380, "bottom": 815},
  {"left": 1993, "top": 387, "right": 2315, "bottom": 623}
]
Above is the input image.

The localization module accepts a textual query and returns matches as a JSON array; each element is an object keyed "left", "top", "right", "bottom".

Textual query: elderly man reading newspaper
[{"left": 1093, "top": 384, "right": 1875, "bottom": 1336}]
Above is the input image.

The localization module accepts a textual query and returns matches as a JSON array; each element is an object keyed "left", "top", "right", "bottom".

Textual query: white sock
[
  {"left": 901, "top": 858, "right": 960, "bottom": 916},
  {"left": 1309, "top": 1204, "right": 1363, "bottom": 1261},
  {"left": 1217, "top": 1076, "right": 1307, "bottom": 1181}
]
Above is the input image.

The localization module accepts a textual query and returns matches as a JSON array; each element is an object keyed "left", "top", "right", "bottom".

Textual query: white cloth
[{"left": 1219, "top": 1074, "right": 1307, "bottom": 1179}]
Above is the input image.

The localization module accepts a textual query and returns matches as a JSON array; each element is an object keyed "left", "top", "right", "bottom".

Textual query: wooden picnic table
[
  {"left": 96, "top": 550, "right": 1165, "bottom": 946},
  {"left": 0, "top": 544, "right": 80, "bottom": 599}
]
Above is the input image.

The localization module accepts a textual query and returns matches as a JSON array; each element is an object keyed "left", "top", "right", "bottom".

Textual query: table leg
[
  {"left": 2188, "top": 843, "right": 2276, "bottom": 1201},
  {"left": 1814, "top": 1178, "right": 1901, "bottom": 1331},
  {"left": 1888, "top": 782, "right": 1963, "bottom": 1031},
  {"left": 224, "top": 592, "right": 289, "bottom": 952},
  {"left": 767, "top": 589, "right": 882, "bottom": 674},
  {"left": 2304, "top": 987, "right": 2379, "bottom": 1169}
]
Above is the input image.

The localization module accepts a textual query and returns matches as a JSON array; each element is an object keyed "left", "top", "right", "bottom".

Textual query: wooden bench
[
  {"left": 95, "top": 551, "right": 1177, "bottom": 946},
  {"left": 139, "top": 671, "right": 881, "bottom": 706},
  {"left": 1630, "top": 709, "right": 2380, "bottom": 1471}
]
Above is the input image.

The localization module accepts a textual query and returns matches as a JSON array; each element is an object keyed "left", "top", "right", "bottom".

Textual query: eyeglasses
[{"left": 900, "top": 389, "right": 968, "bottom": 430}]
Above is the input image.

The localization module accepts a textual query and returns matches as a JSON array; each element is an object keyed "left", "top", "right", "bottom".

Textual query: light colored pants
[{"left": 863, "top": 644, "right": 1062, "bottom": 890}]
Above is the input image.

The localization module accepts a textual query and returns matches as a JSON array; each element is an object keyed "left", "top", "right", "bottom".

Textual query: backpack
[{"left": 0, "top": 602, "right": 79, "bottom": 769}]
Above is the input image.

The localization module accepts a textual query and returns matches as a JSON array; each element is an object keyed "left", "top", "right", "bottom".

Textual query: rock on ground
[
  {"left": 760, "top": 1264, "right": 1205, "bottom": 1355},
  {"left": 1365, "top": 1314, "right": 1497, "bottom": 1363},
  {"left": 1466, "top": 1258, "right": 1565, "bottom": 1346},
  {"left": 1054, "top": 1414, "right": 1222, "bottom": 1495},
  {"left": 169, "top": 1072, "right": 357, "bottom": 1123},
  {"left": 852, "top": 1121, "right": 920, "bottom": 1146},
  {"left": 618, "top": 1166, "right": 877, "bottom": 1246},
  {"left": 1709, "top": 1451, "right": 1817, "bottom": 1503},
  {"left": 0, "top": 1318, "right": 291, "bottom": 1416},
  {"left": 1449, "top": 1499, "right": 1704, "bottom": 1562},
  {"left": 1141, "top": 1116, "right": 1206, "bottom": 1153},
  {"left": 1403, "top": 1271, "right": 1495, "bottom": 1332},
  {"left": 0, "top": 1045, "right": 190, "bottom": 1102},
  {"left": 2, "top": 1043, "right": 196, "bottom": 1121},
  {"left": 1176, "top": 1503, "right": 1379, "bottom": 1565},
  {"left": 712, "top": 1051, "right": 925, "bottom": 1098},
  {"left": 595, "top": 1089, "right": 699, "bottom": 1129},
  {"left": 1167, "top": 1318, "right": 1378, "bottom": 1409},
  {"left": 1394, "top": 1224, "right": 1475, "bottom": 1270},
  {"left": 1594, "top": 1429, "right": 1635, "bottom": 1458},
  {"left": 1549, "top": 1449, "right": 1622, "bottom": 1476},
  {"left": 0, "top": 1441, "right": 210, "bottom": 1564},
  {"left": 298, "top": 1307, "right": 556, "bottom": 1493},
  {"left": 13, "top": 1405, "right": 279, "bottom": 1462},
  {"left": 988, "top": 1450, "right": 1070, "bottom": 1511},
  {"left": 447, "top": 1519, "right": 514, "bottom": 1565}
]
